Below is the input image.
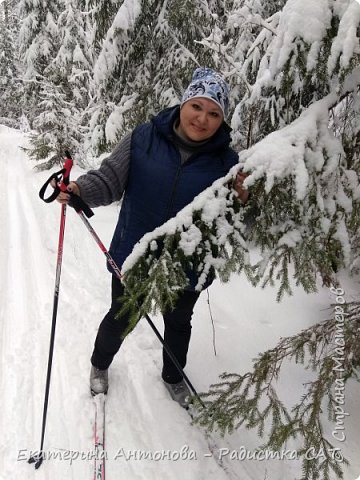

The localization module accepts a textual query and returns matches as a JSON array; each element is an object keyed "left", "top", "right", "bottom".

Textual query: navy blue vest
[{"left": 109, "top": 105, "right": 238, "bottom": 289}]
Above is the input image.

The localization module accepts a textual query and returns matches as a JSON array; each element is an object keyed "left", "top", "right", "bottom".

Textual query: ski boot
[
  {"left": 164, "top": 379, "right": 192, "bottom": 409},
  {"left": 90, "top": 366, "right": 108, "bottom": 395}
]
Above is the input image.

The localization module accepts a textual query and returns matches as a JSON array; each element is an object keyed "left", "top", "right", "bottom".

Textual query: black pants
[{"left": 91, "top": 276, "right": 200, "bottom": 383}]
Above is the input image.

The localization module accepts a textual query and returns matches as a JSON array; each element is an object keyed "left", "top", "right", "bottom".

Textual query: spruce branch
[{"left": 194, "top": 301, "right": 360, "bottom": 480}]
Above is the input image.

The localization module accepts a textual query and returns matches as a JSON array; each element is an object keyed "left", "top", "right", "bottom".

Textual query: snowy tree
[
  {"left": 18, "top": 0, "right": 62, "bottom": 127},
  {"left": 224, "top": 0, "right": 360, "bottom": 292},
  {"left": 24, "top": 0, "right": 95, "bottom": 168},
  {"left": 0, "top": 0, "right": 21, "bottom": 126},
  {"left": 87, "top": 0, "right": 123, "bottom": 53},
  {"left": 89, "top": 0, "right": 225, "bottom": 154},
  {"left": 26, "top": 85, "right": 78, "bottom": 168},
  {"left": 54, "top": 0, "right": 93, "bottom": 117}
]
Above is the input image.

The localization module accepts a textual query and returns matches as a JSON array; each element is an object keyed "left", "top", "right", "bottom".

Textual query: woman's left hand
[{"left": 234, "top": 172, "right": 249, "bottom": 203}]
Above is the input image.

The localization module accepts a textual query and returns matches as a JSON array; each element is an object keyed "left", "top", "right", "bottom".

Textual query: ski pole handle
[
  {"left": 59, "top": 151, "right": 73, "bottom": 192},
  {"left": 39, "top": 152, "right": 94, "bottom": 218},
  {"left": 39, "top": 167, "right": 68, "bottom": 203},
  {"left": 61, "top": 152, "right": 94, "bottom": 217},
  {"left": 39, "top": 152, "right": 73, "bottom": 202}
]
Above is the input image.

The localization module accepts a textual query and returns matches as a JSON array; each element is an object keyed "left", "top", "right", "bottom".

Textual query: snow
[
  {"left": 229, "top": 0, "right": 360, "bottom": 149},
  {"left": 1, "top": 125, "right": 360, "bottom": 480},
  {"left": 94, "top": 0, "right": 142, "bottom": 86},
  {"left": 179, "top": 224, "right": 203, "bottom": 256},
  {"left": 278, "top": 229, "right": 302, "bottom": 248},
  {"left": 273, "top": 0, "right": 331, "bottom": 71},
  {"left": 334, "top": 218, "right": 352, "bottom": 266},
  {"left": 105, "top": 96, "right": 138, "bottom": 144},
  {"left": 239, "top": 94, "right": 342, "bottom": 196},
  {"left": 328, "top": 1, "right": 360, "bottom": 74},
  {"left": 263, "top": 0, "right": 359, "bottom": 78}
]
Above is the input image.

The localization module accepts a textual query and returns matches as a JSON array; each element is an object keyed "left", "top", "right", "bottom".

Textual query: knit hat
[{"left": 181, "top": 67, "right": 230, "bottom": 117}]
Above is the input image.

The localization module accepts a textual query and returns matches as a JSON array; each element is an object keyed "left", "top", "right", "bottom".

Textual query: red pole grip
[{"left": 59, "top": 156, "right": 73, "bottom": 192}]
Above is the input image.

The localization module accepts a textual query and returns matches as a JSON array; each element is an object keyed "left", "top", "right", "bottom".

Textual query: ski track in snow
[
  {"left": 0, "top": 129, "right": 53, "bottom": 479},
  {"left": 0, "top": 125, "right": 359, "bottom": 480}
]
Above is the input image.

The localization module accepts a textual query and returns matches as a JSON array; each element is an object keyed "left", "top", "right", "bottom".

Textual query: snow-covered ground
[{"left": 0, "top": 124, "right": 359, "bottom": 480}]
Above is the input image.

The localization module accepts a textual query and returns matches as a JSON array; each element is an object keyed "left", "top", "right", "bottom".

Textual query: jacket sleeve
[{"left": 75, "top": 132, "right": 132, "bottom": 207}]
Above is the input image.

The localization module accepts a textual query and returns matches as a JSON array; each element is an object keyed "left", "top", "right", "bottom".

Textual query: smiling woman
[{"left": 53, "top": 67, "right": 250, "bottom": 408}]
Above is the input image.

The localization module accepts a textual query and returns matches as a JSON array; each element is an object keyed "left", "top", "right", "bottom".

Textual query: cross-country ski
[{"left": 93, "top": 394, "right": 106, "bottom": 480}]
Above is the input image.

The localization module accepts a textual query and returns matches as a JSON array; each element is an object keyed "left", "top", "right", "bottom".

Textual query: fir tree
[
  {"left": 0, "top": 0, "right": 21, "bottom": 126},
  {"left": 87, "top": 0, "right": 123, "bottom": 53},
  {"left": 23, "top": 0, "right": 94, "bottom": 168},
  {"left": 18, "top": 0, "right": 62, "bottom": 127}
]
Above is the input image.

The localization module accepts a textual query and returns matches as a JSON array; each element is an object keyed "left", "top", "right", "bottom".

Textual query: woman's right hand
[{"left": 53, "top": 181, "right": 80, "bottom": 204}]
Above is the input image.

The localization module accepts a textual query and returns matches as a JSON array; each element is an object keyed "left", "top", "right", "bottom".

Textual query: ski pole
[{"left": 28, "top": 156, "right": 73, "bottom": 469}]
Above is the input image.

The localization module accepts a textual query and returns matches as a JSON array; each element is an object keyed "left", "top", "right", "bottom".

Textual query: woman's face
[{"left": 178, "top": 98, "right": 224, "bottom": 142}]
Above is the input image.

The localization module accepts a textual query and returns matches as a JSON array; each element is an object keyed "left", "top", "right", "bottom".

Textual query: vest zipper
[
  {"left": 164, "top": 141, "right": 189, "bottom": 222},
  {"left": 164, "top": 163, "right": 182, "bottom": 222},
  {"left": 163, "top": 148, "right": 209, "bottom": 222}
]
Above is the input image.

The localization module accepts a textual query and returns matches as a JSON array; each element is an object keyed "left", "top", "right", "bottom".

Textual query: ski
[{"left": 93, "top": 394, "right": 106, "bottom": 480}]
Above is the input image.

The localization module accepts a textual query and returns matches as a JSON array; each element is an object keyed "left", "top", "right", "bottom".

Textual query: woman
[{"left": 57, "top": 67, "right": 249, "bottom": 407}]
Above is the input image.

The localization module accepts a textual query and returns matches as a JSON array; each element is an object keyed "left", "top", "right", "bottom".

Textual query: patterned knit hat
[{"left": 181, "top": 67, "right": 230, "bottom": 117}]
